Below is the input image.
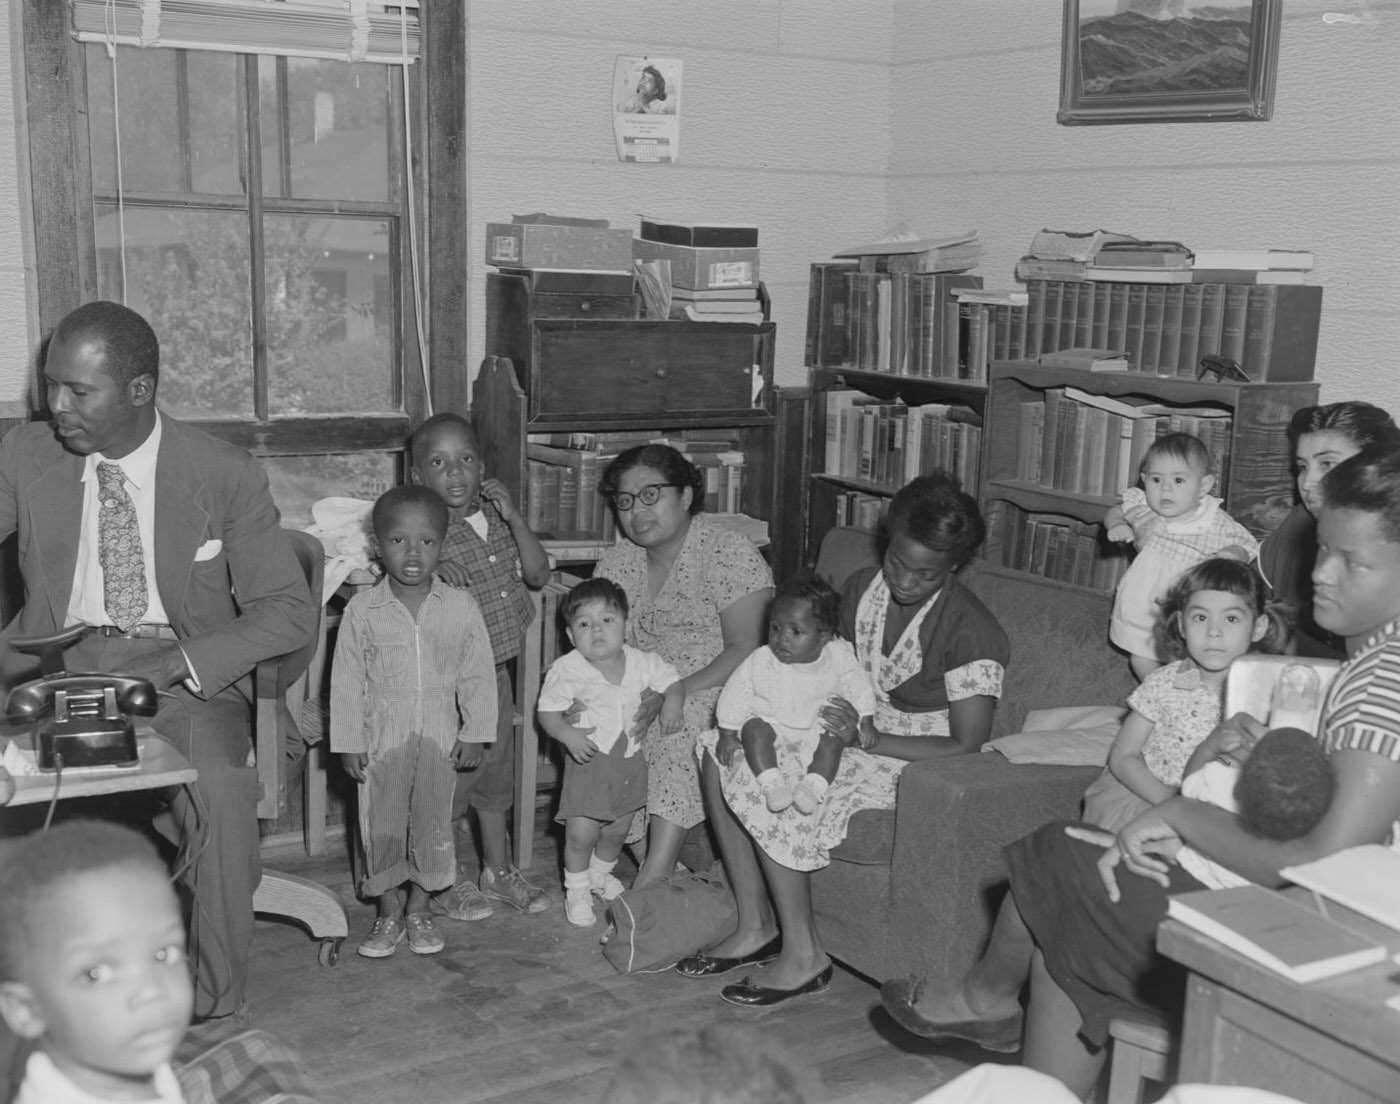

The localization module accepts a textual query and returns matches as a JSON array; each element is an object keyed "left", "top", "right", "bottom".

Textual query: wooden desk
[
  {"left": 1158, "top": 914, "right": 1400, "bottom": 1102},
  {"left": 5, "top": 731, "right": 197, "bottom": 807}
]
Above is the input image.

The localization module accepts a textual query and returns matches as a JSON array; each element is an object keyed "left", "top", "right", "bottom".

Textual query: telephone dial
[{"left": 4, "top": 625, "right": 158, "bottom": 770}]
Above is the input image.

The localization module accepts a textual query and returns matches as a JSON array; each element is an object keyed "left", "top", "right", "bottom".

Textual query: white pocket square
[{"left": 194, "top": 539, "right": 223, "bottom": 562}]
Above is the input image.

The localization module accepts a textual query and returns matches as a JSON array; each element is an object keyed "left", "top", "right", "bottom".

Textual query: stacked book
[
  {"left": 485, "top": 213, "right": 636, "bottom": 296},
  {"left": 949, "top": 287, "right": 1030, "bottom": 382},
  {"left": 1084, "top": 240, "right": 1194, "bottom": 284},
  {"left": 983, "top": 500, "right": 1130, "bottom": 593},
  {"left": 832, "top": 491, "right": 887, "bottom": 531},
  {"left": 1014, "top": 228, "right": 1137, "bottom": 284},
  {"left": 824, "top": 392, "right": 983, "bottom": 492},
  {"left": 1190, "top": 247, "right": 1314, "bottom": 286},
  {"left": 634, "top": 218, "right": 764, "bottom": 322},
  {"left": 1014, "top": 387, "right": 1232, "bottom": 499}
]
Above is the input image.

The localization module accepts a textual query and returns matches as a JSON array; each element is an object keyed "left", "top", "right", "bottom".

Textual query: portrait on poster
[{"left": 613, "top": 55, "right": 681, "bottom": 163}]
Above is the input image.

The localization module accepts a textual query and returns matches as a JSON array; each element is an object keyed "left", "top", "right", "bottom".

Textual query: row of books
[
  {"left": 1013, "top": 387, "right": 1233, "bottom": 499},
  {"left": 805, "top": 262, "right": 983, "bottom": 377},
  {"left": 831, "top": 491, "right": 887, "bottom": 532},
  {"left": 824, "top": 392, "right": 983, "bottom": 491},
  {"left": 982, "top": 500, "right": 1130, "bottom": 594},
  {"left": 1020, "top": 279, "right": 1322, "bottom": 382},
  {"left": 524, "top": 434, "right": 748, "bottom": 540}
]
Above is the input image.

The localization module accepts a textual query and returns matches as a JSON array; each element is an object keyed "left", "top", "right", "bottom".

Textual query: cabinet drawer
[
  {"left": 528, "top": 319, "right": 774, "bottom": 423},
  {"left": 526, "top": 291, "right": 638, "bottom": 320}
]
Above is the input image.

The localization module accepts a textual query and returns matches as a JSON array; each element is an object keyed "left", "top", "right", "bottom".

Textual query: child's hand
[
  {"left": 1106, "top": 522, "right": 1134, "bottom": 544},
  {"left": 820, "top": 696, "right": 861, "bottom": 747},
  {"left": 658, "top": 682, "right": 686, "bottom": 734},
  {"left": 480, "top": 478, "right": 521, "bottom": 522},
  {"left": 559, "top": 726, "right": 600, "bottom": 765},
  {"left": 451, "top": 740, "right": 485, "bottom": 770},
  {"left": 435, "top": 559, "right": 473, "bottom": 587},
  {"left": 714, "top": 729, "right": 742, "bottom": 768},
  {"left": 340, "top": 752, "right": 368, "bottom": 783},
  {"left": 856, "top": 717, "right": 878, "bottom": 750}
]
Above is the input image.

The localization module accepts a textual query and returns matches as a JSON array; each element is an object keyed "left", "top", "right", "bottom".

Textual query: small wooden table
[
  {"left": 4, "top": 730, "right": 197, "bottom": 807},
  {"left": 1157, "top": 912, "right": 1400, "bottom": 1103}
]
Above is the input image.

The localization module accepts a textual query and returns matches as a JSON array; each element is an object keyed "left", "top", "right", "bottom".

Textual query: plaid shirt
[
  {"left": 176, "top": 1027, "right": 321, "bottom": 1103},
  {"left": 440, "top": 510, "right": 535, "bottom": 664}
]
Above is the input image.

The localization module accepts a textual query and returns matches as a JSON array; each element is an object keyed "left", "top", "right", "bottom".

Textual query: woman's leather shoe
[
  {"left": 674, "top": 935, "right": 781, "bottom": 978},
  {"left": 720, "top": 963, "right": 834, "bottom": 1006},
  {"left": 879, "top": 977, "right": 1023, "bottom": 1053}
]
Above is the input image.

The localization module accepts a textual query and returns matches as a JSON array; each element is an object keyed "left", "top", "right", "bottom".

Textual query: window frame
[{"left": 20, "top": 2, "right": 467, "bottom": 455}]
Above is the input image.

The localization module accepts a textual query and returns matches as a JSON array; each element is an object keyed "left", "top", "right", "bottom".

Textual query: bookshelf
[
  {"left": 980, "top": 361, "right": 1318, "bottom": 593},
  {"left": 802, "top": 366, "right": 988, "bottom": 567}
]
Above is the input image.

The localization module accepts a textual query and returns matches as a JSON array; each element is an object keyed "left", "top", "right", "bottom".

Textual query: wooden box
[
  {"left": 486, "top": 272, "right": 641, "bottom": 381},
  {"left": 632, "top": 238, "right": 760, "bottom": 291},
  {"left": 485, "top": 221, "right": 634, "bottom": 271}
]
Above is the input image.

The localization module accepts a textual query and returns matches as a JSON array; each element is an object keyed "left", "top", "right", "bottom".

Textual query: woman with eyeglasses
[{"left": 594, "top": 444, "right": 774, "bottom": 889}]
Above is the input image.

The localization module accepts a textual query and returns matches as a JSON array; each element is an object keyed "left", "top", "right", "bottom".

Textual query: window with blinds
[{"left": 74, "top": 0, "right": 425, "bottom": 524}]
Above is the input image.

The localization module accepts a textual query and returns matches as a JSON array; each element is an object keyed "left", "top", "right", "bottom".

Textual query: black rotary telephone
[{"left": 4, "top": 625, "right": 158, "bottom": 770}]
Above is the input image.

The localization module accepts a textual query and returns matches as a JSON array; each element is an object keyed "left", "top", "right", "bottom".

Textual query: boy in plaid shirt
[
  {"left": 1105, "top": 432, "right": 1258, "bottom": 681},
  {"left": 411, "top": 413, "right": 553, "bottom": 918}
]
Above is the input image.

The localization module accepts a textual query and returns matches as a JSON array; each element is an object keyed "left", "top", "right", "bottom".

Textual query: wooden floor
[{"left": 246, "top": 803, "right": 1003, "bottom": 1104}]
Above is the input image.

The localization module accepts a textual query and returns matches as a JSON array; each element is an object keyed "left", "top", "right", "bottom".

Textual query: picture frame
[{"left": 1058, "top": 0, "right": 1281, "bottom": 126}]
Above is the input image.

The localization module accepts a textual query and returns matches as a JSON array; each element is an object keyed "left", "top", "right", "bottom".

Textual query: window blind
[{"left": 71, "top": 0, "right": 420, "bottom": 64}]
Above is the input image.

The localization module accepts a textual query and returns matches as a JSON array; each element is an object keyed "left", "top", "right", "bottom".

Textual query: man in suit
[{"left": 0, "top": 300, "right": 316, "bottom": 1020}]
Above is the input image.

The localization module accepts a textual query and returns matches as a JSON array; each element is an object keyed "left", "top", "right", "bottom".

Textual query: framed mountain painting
[{"left": 1059, "top": 0, "right": 1281, "bottom": 124}]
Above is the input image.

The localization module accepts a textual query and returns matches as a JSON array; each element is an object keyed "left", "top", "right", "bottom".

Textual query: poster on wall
[{"left": 613, "top": 55, "right": 681, "bottom": 163}]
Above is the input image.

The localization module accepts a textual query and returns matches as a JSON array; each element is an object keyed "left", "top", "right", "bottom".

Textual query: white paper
[{"left": 614, "top": 55, "right": 682, "bottom": 163}]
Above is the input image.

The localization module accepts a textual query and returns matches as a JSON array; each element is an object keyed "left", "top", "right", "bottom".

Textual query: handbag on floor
[{"left": 603, "top": 864, "right": 738, "bottom": 974}]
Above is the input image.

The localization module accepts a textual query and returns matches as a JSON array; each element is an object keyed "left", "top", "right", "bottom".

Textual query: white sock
[
  {"left": 758, "top": 767, "right": 795, "bottom": 812},
  {"left": 793, "top": 773, "right": 830, "bottom": 815},
  {"left": 563, "top": 869, "right": 591, "bottom": 894}
]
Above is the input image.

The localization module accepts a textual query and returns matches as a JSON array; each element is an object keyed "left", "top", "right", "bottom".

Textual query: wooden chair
[
  {"left": 249, "top": 528, "right": 348, "bottom": 965},
  {"left": 1106, "top": 1016, "right": 1174, "bottom": 1104}
]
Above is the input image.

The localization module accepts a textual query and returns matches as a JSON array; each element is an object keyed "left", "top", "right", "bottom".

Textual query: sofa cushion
[{"left": 828, "top": 807, "right": 897, "bottom": 865}]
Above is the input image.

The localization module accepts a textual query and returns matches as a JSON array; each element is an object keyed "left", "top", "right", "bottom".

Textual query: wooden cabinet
[
  {"left": 801, "top": 366, "right": 988, "bottom": 568},
  {"left": 980, "top": 361, "right": 1318, "bottom": 593},
  {"left": 474, "top": 274, "right": 803, "bottom": 580}
]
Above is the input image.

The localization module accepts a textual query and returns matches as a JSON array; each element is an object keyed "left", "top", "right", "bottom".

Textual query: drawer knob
[
  {"left": 579, "top": 300, "right": 592, "bottom": 313},
  {"left": 654, "top": 367, "right": 668, "bottom": 379}
]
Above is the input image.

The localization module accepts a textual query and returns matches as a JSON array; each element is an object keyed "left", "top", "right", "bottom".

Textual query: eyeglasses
[{"left": 610, "top": 483, "right": 678, "bottom": 512}]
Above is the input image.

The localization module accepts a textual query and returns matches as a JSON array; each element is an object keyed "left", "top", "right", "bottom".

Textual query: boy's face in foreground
[
  {"left": 375, "top": 501, "right": 445, "bottom": 595},
  {"left": 0, "top": 863, "right": 193, "bottom": 1099},
  {"left": 566, "top": 598, "right": 627, "bottom": 666},
  {"left": 412, "top": 422, "right": 484, "bottom": 519}
]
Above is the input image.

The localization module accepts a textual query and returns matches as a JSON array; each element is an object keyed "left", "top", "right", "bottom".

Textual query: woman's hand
[
  {"left": 819, "top": 696, "right": 862, "bottom": 747},
  {"left": 658, "top": 683, "right": 686, "bottom": 734},
  {"left": 451, "top": 739, "right": 484, "bottom": 770},
  {"left": 559, "top": 727, "right": 600, "bottom": 765},
  {"left": 714, "top": 729, "right": 742, "bottom": 768},
  {"left": 630, "top": 687, "right": 665, "bottom": 738},
  {"left": 340, "top": 752, "right": 368, "bottom": 783}
]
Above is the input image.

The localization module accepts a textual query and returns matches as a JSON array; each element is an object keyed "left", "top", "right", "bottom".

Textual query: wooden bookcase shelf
[{"left": 980, "top": 360, "right": 1319, "bottom": 593}]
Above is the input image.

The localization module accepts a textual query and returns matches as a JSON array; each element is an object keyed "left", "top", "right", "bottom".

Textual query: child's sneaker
[
  {"left": 590, "top": 870, "right": 626, "bottom": 900},
  {"left": 431, "top": 878, "right": 494, "bottom": 921},
  {"left": 481, "top": 866, "right": 550, "bottom": 913},
  {"left": 565, "top": 888, "right": 597, "bottom": 927},
  {"left": 792, "top": 773, "right": 830, "bottom": 816},
  {"left": 356, "top": 916, "right": 406, "bottom": 959},
  {"left": 405, "top": 912, "right": 445, "bottom": 955}
]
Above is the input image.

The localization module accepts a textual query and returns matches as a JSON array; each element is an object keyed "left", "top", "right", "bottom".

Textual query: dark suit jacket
[{"left": 0, "top": 414, "right": 315, "bottom": 695}]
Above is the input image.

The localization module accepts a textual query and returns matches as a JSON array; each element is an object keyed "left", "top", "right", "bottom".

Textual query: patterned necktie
[{"left": 97, "top": 461, "right": 148, "bottom": 631}]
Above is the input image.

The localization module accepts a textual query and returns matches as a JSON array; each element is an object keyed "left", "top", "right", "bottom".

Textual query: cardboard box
[
  {"left": 633, "top": 238, "right": 760, "bottom": 291},
  {"left": 486, "top": 222, "right": 634, "bottom": 271}
]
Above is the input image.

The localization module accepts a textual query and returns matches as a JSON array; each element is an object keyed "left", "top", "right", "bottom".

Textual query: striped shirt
[{"left": 1321, "top": 617, "right": 1400, "bottom": 844}]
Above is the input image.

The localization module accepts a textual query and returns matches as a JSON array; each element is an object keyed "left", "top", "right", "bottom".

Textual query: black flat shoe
[
  {"left": 879, "top": 977, "right": 1023, "bottom": 1053},
  {"left": 720, "top": 963, "right": 833, "bottom": 1006},
  {"left": 675, "top": 935, "right": 782, "bottom": 978}
]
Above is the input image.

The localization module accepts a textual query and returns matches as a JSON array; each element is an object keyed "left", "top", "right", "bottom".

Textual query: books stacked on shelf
[
  {"left": 1038, "top": 347, "right": 1130, "bottom": 372},
  {"left": 634, "top": 218, "right": 762, "bottom": 316},
  {"left": 805, "top": 260, "right": 860, "bottom": 367},
  {"left": 950, "top": 287, "right": 1029, "bottom": 382},
  {"left": 1086, "top": 240, "right": 1194, "bottom": 284},
  {"left": 1190, "top": 247, "right": 1313, "bottom": 286},
  {"left": 1166, "top": 884, "right": 1387, "bottom": 984},
  {"left": 844, "top": 270, "right": 985, "bottom": 376},
  {"left": 526, "top": 430, "right": 750, "bottom": 539},
  {"left": 1015, "top": 388, "right": 1232, "bottom": 499},
  {"left": 832, "top": 491, "right": 887, "bottom": 531},
  {"left": 1014, "top": 228, "right": 1137, "bottom": 284},
  {"left": 834, "top": 227, "right": 984, "bottom": 275},
  {"left": 1022, "top": 277, "right": 1321, "bottom": 382},
  {"left": 983, "top": 500, "right": 1129, "bottom": 593},
  {"left": 824, "top": 391, "right": 983, "bottom": 491}
]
